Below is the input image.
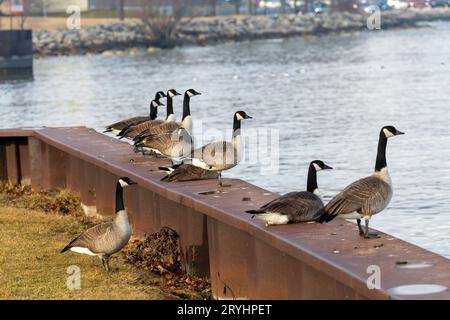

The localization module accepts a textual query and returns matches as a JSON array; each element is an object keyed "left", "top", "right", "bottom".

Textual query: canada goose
[
  {"left": 159, "top": 163, "right": 219, "bottom": 182},
  {"left": 61, "top": 177, "right": 137, "bottom": 271},
  {"left": 185, "top": 111, "right": 252, "bottom": 187},
  {"left": 104, "top": 91, "right": 166, "bottom": 134},
  {"left": 118, "top": 89, "right": 181, "bottom": 140},
  {"left": 133, "top": 89, "right": 201, "bottom": 143},
  {"left": 316, "top": 125, "right": 404, "bottom": 239},
  {"left": 247, "top": 160, "right": 332, "bottom": 226},
  {"left": 133, "top": 127, "right": 193, "bottom": 158}
]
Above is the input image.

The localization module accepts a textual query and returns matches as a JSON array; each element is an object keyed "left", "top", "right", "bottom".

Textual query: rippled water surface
[{"left": 2, "top": 22, "right": 450, "bottom": 258}]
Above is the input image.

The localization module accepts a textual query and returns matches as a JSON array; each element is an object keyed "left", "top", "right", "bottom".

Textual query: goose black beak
[
  {"left": 395, "top": 130, "right": 405, "bottom": 135},
  {"left": 323, "top": 164, "right": 333, "bottom": 170},
  {"left": 245, "top": 115, "right": 253, "bottom": 119},
  {"left": 128, "top": 179, "right": 138, "bottom": 185}
]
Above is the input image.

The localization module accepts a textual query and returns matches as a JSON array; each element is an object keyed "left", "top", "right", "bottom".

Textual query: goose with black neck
[
  {"left": 247, "top": 160, "right": 333, "bottom": 226},
  {"left": 60, "top": 177, "right": 137, "bottom": 271},
  {"left": 119, "top": 89, "right": 181, "bottom": 139},
  {"left": 133, "top": 89, "right": 201, "bottom": 142},
  {"left": 104, "top": 91, "right": 166, "bottom": 135},
  {"left": 185, "top": 110, "right": 253, "bottom": 187},
  {"left": 316, "top": 125, "right": 404, "bottom": 239}
]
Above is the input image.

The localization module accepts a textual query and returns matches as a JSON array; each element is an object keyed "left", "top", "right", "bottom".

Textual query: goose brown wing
[
  {"left": 161, "top": 164, "right": 219, "bottom": 182},
  {"left": 106, "top": 116, "right": 148, "bottom": 131},
  {"left": 121, "top": 119, "right": 164, "bottom": 139},
  {"left": 191, "top": 141, "right": 234, "bottom": 167},
  {"left": 62, "top": 222, "right": 113, "bottom": 253},
  {"left": 146, "top": 122, "right": 181, "bottom": 136},
  {"left": 324, "top": 176, "right": 391, "bottom": 218},
  {"left": 143, "top": 131, "right": 192, "bottom": 158},
  {"left": 260, "top": 191, "right": 324, "bottom": 222}
]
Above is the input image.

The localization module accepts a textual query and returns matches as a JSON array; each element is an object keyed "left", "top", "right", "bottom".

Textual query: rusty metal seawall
[{"left": 1, "top": 127, "right": 449, "bottom": 300}]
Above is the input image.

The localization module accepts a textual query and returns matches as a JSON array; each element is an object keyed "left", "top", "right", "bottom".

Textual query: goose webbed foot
[
  {"left": 357, "top": 219, "right": 365, "bottom": 236},
  {"left": 363, "top": 232, "right": 381, "bottom": 239},
  {"left": 217, "top": 172, "right": 231, "bottom": 188},
  {"left": 102, "top": 257, "right": 110, "bottom": 272},
  {"left": 362, "top": 219, "right": 380, "bottom": 239}
]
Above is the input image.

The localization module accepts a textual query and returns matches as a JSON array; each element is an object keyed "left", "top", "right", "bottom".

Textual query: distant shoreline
[{"left": 33, "top": 8, "right": 450, "bottom": 58}]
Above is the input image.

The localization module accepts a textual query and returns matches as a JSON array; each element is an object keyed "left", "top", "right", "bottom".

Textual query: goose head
[
  {"left": 234, "top": 111, "right": 253, "bottom": 121},
  {"left": 155, "top": 91, "right": 167, "bottom": 100},
  {"left": 186, "top": 89, "right": 201, "bottom": 97},
  {"left": 311, "top": 160, "right": 333, "bottom": 172},
  {"left": 381, "top": 126, "right": 404, "bottom": 138},
  {"left": 118, "top": 177, "right": 137, "bottom": 187},
  {"left": 168, "top": 89, "right": 181, "bottom": 98},
  {"left": 151, "top": 99, "right": 164, "bottom": 109}
]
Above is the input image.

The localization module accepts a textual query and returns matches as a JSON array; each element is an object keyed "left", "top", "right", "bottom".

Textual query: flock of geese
[{"left": 61, "top": 89, "right": 405, "bottom": 271}]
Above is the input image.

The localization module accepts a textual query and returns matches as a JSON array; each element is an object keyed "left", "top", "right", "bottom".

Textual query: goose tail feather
[{"left": 315, "top": 208, "right": 336, "bottom": 223}]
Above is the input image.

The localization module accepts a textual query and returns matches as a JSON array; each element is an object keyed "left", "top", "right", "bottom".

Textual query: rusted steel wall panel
[
  {"left": 17, "top": 139, "right": 30, "bottom": 185},
  {"left": 47, "top": 145, "right": 67, "bottom": 189},
  {"left": 0, "top": 141, "right": 6, "bottom": 181},
  {"left": 0, "top": 129, "right": 35, "bottom": 137},
  {"left": 96, "top": 169, "right": 116, "bottom": 216},
  {"left": 80, "top": 161, "right": 98, "bottom": 217},
  {"left": 134, "top": 188, "right": 159, "bottom": 236},
  {"left": 4, "top": 139, "right": 20, "bottom": 184},
  {"left": 207, "top": 217, "right": 250, "bottom": 300},
  {"left": 179, "top": 207, "right": 210, "bottom": 277},
  {"left": 66, "top": 155, "right": 83, "bottom": 196},
  {"left": 28, "top": 137, "right": 46, "bottom": 190}
]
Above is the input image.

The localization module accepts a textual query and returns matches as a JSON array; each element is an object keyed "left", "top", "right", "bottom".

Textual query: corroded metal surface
[{"left": 1, "top": 127, "right": 450, "bottom": 300}]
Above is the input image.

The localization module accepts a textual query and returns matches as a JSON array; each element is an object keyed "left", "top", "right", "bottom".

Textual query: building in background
[{"left": 0, "top": 0, "right": 89, "bottom": 15}]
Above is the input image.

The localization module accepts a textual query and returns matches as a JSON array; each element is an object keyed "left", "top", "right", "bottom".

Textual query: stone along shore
[{"left": 33, "top": 8, "right": 450, "bottom": 57}]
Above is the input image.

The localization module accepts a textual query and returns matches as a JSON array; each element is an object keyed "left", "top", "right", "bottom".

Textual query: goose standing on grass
[
  {"left": 133, "top": 89, "right": 201, "bottom": 143},
  {"left": 185, "top": 111, "right": 252, "bottom": 187},
  {"left": 61, "top": 177, "right": 137, "bottom": 271},
  {"left": 247, "top": 160, "right": 332, "bottom": 226},
  {"left": 118, "top": 89, "right": 182, "bottom": 139},
  {"left": 104, "top": 91, "right": 166, "bottom": 134},
  {"left": 316, "top": 126, "right": 404, "bottom": 239}
]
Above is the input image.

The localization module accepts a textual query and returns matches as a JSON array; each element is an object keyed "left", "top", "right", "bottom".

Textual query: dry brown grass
[
  {"left": 0, "top": 183, "right": 210, "bottom": 300},
  {"left": 0, "top": 206, "right": 173, "bottom": 299}
]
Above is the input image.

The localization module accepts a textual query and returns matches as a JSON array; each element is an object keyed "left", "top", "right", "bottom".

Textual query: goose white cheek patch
[
  {"left": 119, "top": 180, "right": 128, "bottom": 187},
  {"left": 313, "top": 163, "right": 322, "bottom": 171},
  {"left": 383, "top": 128, "right": 394, "bottom": 138},
  {"left": 236, "top": 113, "right": 244, "bottom": 121}
]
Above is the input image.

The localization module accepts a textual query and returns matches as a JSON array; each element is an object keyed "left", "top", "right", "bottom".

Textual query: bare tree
[
  {"left": 140, "top": 0, "right": 184, "bottom": 48},
  {"left": 209, "top": 0, "right": 217, "bottom": 17},
  {"left": 118, "top": 0, "right": 125, "bottom": 21},
  {"left": 280, "top": 0, "right": 286, "bottom": 14},
  {"left": 330, "top": 0, "right": 358, "bottom": 12},
  {"left": 234, "top": 0, "right": 240, "bottom": 15},
  {"left": 247, "top": 0, "right": 257, "bottom": 15},
  {"left": 0, "top": 0, "right": 5, "bottom": 30}
]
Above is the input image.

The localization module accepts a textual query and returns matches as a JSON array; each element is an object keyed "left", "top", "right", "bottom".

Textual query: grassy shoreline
[
  {"left": 0, "top": 205, "right": 173, "bottom": 299},
  {"left": 0, "top": 184, "right": 210, "bottom": 300}
]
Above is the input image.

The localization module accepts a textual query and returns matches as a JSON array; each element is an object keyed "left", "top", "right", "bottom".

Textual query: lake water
[{"left": 2, "top": 21, "right": 450, "bottom": 258}]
